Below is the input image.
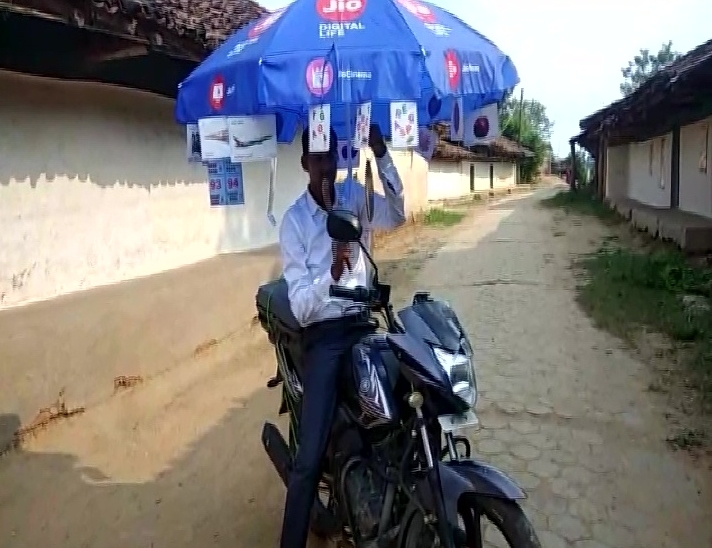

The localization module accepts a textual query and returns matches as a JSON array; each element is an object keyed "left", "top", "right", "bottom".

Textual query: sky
[{"left": 259, "top": 0, "right": 712, "bottom": 157}]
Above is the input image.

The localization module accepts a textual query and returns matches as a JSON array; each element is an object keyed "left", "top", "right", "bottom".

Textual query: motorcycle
[{"left": 256, "top": 209, "right": 541, "bottom": 548}]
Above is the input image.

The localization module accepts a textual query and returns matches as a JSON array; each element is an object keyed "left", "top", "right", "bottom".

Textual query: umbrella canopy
[{"left": 175, "top": 0, "right": 518, "bottom": 142}]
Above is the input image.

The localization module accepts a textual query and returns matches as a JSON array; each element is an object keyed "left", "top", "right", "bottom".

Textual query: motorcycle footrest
[{"left": 261, "top": 421, "right": 292, "bottom": 486}]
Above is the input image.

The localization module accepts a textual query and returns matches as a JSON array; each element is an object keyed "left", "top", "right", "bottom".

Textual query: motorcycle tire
[{"left": 401, "top": 495, "right": 541, "bottom": 548}]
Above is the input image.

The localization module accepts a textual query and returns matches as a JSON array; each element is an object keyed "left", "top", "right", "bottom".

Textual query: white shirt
[{"left": 279, "top": 152, "right": 405, "bottom": 327}]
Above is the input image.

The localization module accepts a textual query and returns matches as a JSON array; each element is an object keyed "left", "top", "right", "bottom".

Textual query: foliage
[
  {"left": 542, "top": 188, "right": 712, "bottom": 404},
  {"left": 578, "top": 247, "right": 712, "bottom": 401},
  {"left": 570, "top": 149, "right": 591, "bottom": 186},
  {"left": 541, "top": 188, "right": 619, "bottom": 223},
  {"left": 499, "top": 96, "right": 552, "bottom": 182},
  {"left": 423, "top": 208, "right": 464, "bottom": 226},
  {"left": 620, "top": 41, "right": 682, "bottom": 96}
]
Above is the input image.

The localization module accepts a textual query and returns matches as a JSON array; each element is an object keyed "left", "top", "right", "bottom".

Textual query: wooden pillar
[
  {"left": 671, "top": 125, "right": 680, "bottom": 209},
  {"left": 569, "top": 141, "right": 577, "bottom": 191},
  {"left": 599, "top": 134, "right": 608, "bottom": 200}
]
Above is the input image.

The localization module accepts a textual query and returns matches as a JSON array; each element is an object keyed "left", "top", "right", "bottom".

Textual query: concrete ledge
[{"left": 609, "top": 197, "right": 712, "bottom": 252}]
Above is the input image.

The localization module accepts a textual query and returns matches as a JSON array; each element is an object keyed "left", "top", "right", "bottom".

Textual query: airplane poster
[{"left": 228, "top": 115, "right": 277, "bottom": 163}]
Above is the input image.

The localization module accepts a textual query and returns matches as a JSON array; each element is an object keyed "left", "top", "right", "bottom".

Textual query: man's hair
[{"left": 301, "top": 126, "right": 339, "bottom": 157}]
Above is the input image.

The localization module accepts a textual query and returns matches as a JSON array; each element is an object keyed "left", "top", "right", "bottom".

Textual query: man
[{"left": 279, "top": 123, "right": 405, "bottom": 548}]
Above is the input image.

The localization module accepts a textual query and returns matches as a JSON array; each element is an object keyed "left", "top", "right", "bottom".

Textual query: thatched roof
[
  {"left": 2, "top": 0, "right": 266, "bottom": 58},
  {"left": 431, "top": 123, "right": 533, "bottom": 163},
  {"left": 573, "top": 38, "right": 712, "bottom": 151},
  {"left": 135, "top": 0, "right": 266, "bottom": 50}
]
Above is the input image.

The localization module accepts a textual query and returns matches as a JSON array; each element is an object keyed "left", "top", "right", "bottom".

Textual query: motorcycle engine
[{"left": 344, "top": 461, "right": 386, "bottom": 540}]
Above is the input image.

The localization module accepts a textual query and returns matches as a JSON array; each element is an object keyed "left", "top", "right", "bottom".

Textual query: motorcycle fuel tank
[{"left": 348, "top": 334, "right": 400, "bottom": 430}]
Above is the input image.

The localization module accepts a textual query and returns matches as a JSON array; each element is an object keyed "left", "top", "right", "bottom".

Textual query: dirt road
[{"left": 1, "top": 188, "right": 711, "bottom": 548}]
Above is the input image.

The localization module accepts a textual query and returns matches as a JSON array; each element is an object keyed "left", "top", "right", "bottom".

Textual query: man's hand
[
  {"left": 368, "top": 123, "right": 387, "bottom": 158},
  {"left": 331, "top": 242, "right": 352, "bottom": 282}
]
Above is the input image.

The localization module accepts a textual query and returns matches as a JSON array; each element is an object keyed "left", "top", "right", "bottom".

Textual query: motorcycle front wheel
[{"left": 401, "top": 495, "right": 541, "bottom": 548}]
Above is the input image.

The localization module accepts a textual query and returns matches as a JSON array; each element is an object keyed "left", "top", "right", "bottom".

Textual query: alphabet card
[
  {"left": 309, "top": 104, "right": 331, "bottom": 152},
  {"left": 354, "top": 101, "right": 371, "bottom": 148},
  {"left": 390, "top": 101, "right": 418, "bottom": 149}
]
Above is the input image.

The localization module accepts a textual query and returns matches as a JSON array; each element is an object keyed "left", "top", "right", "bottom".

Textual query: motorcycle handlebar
[{"left": 329, "top": 285, "right": 374, "bottom": 303}]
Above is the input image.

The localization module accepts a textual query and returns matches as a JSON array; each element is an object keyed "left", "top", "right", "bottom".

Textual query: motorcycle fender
[{"left": 425, "top": 460, "right": 526, "bottom": 528}]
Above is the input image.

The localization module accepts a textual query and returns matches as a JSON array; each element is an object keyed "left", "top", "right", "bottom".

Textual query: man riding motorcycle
[{"left": 277, "top": 123, "right": 405, "bottom": 548}]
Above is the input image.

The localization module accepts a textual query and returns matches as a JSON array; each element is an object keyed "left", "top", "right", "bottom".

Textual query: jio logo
[
  {"left": 209, "top": 75, "right": 225, "bottom": 110},
  {"left": 305, "top": 58, "right": 334, "bottom": 96},
  {"left": 445, "top": 50, "right": 459, "bottom": 90},
  {"left": 396, "top": 0, "right": 435, "bottom": 23},
  {"left": 316, "top": 0, "right": 366, "bottom": 21}
]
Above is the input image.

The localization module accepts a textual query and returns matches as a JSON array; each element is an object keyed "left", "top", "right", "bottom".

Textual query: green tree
[
  {"left": 499, "top": 97, "right": 552, "bottom": 182},
  {"left": 620, "top": 41, "right": 682, "bottom": 96}
]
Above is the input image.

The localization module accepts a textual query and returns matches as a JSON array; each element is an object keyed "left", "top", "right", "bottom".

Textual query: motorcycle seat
[{"left": 256, "top": 277, "right": 303, "bottom": 345}]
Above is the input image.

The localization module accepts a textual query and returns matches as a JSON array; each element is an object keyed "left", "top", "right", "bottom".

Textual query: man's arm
[
  {"left": 368, "top": 150, "right": 406, "bottom": 230},
  {"left": 279, "top": 212, "right": 332, "bottom": 326}
]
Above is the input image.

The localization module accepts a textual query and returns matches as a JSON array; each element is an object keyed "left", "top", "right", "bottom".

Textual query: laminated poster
[
  {"left": 463, "top": 103, "right": 499, "bottom": 145},
  {"left": 225, "top": 160, "right": 245, "bottom": 205},
  {"left": 417, "top": 127, "right": 436, "bottom": 160},
  {"left": 186, "top": 123, "right": 202, "bottom": 162},
  {"left": 228, "top": 115, "right": 277, "bottom": 163},
  {"left": 390, "top": 101, "right": 418, "bottom": 148},
  {"left": 199, "top": 117, "right": 230, "bottom": 160},
  {"left": 450, "top": 98, "right": 464, "bottom": 141},
  {"left": 337, "top": 139, "right": 361, "bottom": 171},
  {"left": 354, "top": 102, "right": 372, "bottom": 148},
  {"left": 309, "top": 104, "right": 331, "bottom": 152},
  {"left": 206, "top": 160, "right": 227, "bottom": 206}
]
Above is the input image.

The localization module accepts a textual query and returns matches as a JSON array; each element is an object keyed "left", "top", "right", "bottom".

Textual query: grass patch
[
  {"left": 541, "top": 188, "right": 620, "bottom": 223},
  {"left": 577, "top": 246, "right": 712, "bottom": 403},
  {"left": 423, "top": 208, "right": 465, "bottom": 227}
]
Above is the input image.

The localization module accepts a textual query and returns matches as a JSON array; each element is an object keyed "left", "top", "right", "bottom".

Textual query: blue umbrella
[{"left": 174, "top": 0, "right": 518, "bottom": 142}]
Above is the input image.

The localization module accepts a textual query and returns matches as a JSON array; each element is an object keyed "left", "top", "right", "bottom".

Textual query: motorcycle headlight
[{"left": 433, "top": 347, "right": 477, "bottom": 408}]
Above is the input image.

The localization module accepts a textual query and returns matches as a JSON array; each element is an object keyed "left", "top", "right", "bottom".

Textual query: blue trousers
[{"left": 279, "top": 316, "right": 372, "bottom": 548}]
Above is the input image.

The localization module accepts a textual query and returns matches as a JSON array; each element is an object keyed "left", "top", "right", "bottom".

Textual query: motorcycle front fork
[
  {"left": 415, "top": 409, "right": 481, "bottom": 548},
  {"left": 414, "top": 407, "right": 456, "bottom": 548}
]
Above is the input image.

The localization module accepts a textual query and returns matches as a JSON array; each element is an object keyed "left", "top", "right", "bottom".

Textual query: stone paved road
[
  {"left": 2, "top": 188, "right": 710, "bottom": 548},
  {"left": 412, "top": 189, "right": 712, "bottom": 547}
]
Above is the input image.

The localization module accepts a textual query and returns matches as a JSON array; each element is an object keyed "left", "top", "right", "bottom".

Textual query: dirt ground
[{"left": 1, "top": 184, "right": 710, "bottom": 548}]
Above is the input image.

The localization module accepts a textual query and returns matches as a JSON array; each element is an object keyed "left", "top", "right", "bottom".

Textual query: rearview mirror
[{"left": 327, "top": 209, "right": 362, "bottom": 242}]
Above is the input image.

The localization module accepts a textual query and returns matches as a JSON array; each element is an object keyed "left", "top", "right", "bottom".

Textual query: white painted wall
[
  {"left": 0, "top": 70, "right": 431, "bottom": 308},
  {"left": 627, "top": 133, "right": 672, "bottom": 207},
  {"left": 427, "top": 161, "right": 467, "bottom": 200},
  {"left": 492, "top": 162, "right": 516, "bottom": 189},
  {"left": 0, "top": 70, "right": 304, "bottom": 308},
  {"left": 605, "top": 144, "right": 630, "bottom": 200},
  {"left": 679, "top": 117, "right": 712, "bottom": 218},
  {"left": 472, "top": 161, "right": 491, "bottom": 191},
  {"left": 427, "top": 159, "right": 516, "bottom": 200}
]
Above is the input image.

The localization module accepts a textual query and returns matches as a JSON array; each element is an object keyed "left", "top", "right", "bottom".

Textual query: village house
[
  {"left": 571, "top": 38, "right": 712, "bottom": 252},
  {"left": 427, "top": 125, "right": 533, "bottom": 202},
  {"left": 0, "top": 0, "right": 429, "bottom": 309}
]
